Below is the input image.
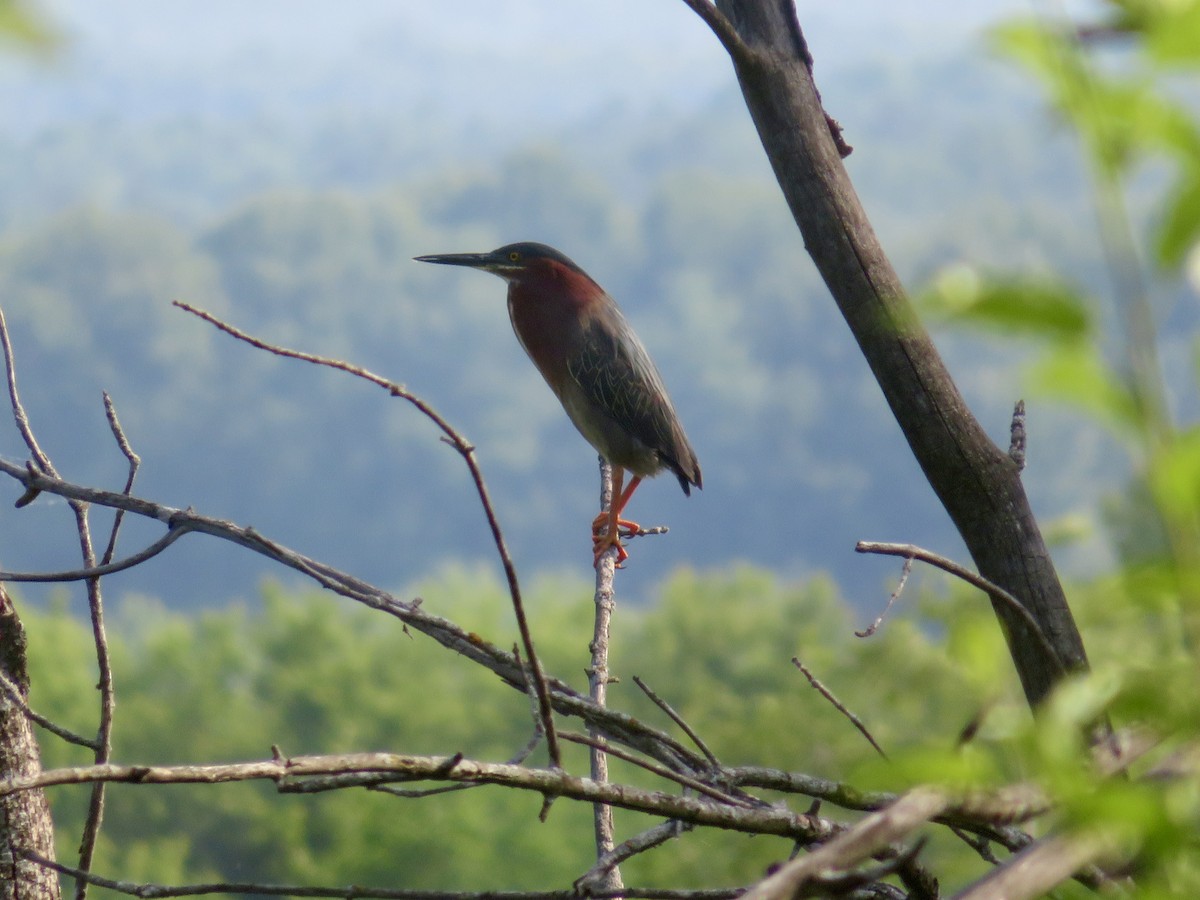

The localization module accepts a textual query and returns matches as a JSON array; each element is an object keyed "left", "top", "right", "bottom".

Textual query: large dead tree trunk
[
  {"left": 696, "top": 0, "right": 1089, "bottom": 706},
  {"left": 0, "top": 584, "right": 60, "bottom": 900}
]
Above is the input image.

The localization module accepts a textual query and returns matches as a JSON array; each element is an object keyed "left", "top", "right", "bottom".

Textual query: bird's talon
[
  {"left": 591, "top": 513, "right": 641, "bottom": 535},
  {"left": 592, "top": 535, "right": 629, "bottom": 569}
]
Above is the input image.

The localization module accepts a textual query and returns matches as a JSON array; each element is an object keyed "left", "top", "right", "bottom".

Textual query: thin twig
[
  {"left": 513, "top": 648, "right": 547, "bottom": 756},
  {"left": 0, "top": 304, "right": 114, "bottom": 900},
  {"left": 855, "top": 556, "right": 912, "bottom": 638},
  {"left": 0, "top": 526, "right": 189, "bottom": 582},
  {"left": 589, "top": 459, "right": 623, "bottom": 890},
  {"left": 173, "top": 300, "right": 561, "bottom": 769},
  {"left": 372, "top": 728, "right": 544, "bottom": 800},
  {"left": 560, "top": 732, "right": 757, "bottom": 809},
  {"left": 0, "top": 307, "right": 54, "bottom": 476},
  {"left": 100, "top": 391, "right": 140, "bottom": 566},
  {"left": 950, "top": 826, "right": 1002, "bottom": 866},
  {"left": 791, "top": 658, "right": 886, "bottom": 759},
  {"left": 632, "top": 676, "right": 721, "bottom": 769},
  {"left": 575, "top": 820, "right": 696, "bottom": 895},
  {"left": 854, "top": 541, "right": 1066, "bottom": 674},
  {"left": 74, "top": 394, "right": 144, "bottom": 900},
  {"left": 0, "top": 668, "right": 97, "bottom": 750}
]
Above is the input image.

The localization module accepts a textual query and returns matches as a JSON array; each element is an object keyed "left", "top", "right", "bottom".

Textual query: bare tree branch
[
  {"left": 98, "top": 391, "right": 140, "bottom": 566},
  {"left": 0, "top": 460, "right": 710, "bottom": 776},
  {"left": 951, "top": 831, "right": 1120, "bottom": 900},
  {"left": 0, "top": 526, "right": 188, "bottom": 583},
  {"left": 791, "top": 658, "right": 886, "bottom": 759},
  {"left": 631, "top": 676, "right": 721, "bottom": 770},
  {"left": 0, "top": 668, "right": 96, "bottom": 751},
  {"left": 0, "top": 301, "right": 113, "bottom": 899},
  {"left": 0, "top": 753, "right": 836, "bottom": 843},
  {"left": 0, "top": 308, "right": 54, "bottom": 479},
  {"left": 726, "top": 767, "right": 1044, "bottom": 850},
  {"left": 172, "top": 301, "right": 563, "bottom": 769},
  {"left": 854, "top": 555, "right": 912, "bottom": 638},
  {"left": 560, "top": 732, "right": 755, "bottom": 809},
  {"left": 854, "top": 541, "right": 1066, "bottom": 674},
  {"left": 677, "top": 0, "right": 1088, "bottom": 708},
  {"left": 737, "top": 787, "right": 948, "bottom": 900},
  {"left": 674, "top": 0, "right": 748, "bottom": 62},
  {"left": 575, "top": 821, "right": 695, "bottom": 895}
]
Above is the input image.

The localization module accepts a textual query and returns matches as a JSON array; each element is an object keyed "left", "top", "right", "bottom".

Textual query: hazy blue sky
[
  {"left": 10, "top": 1, "right": 1103, "bottom": 134},
  {"left": 0, "top": 0, "right": 1124, "bottom": 607}
]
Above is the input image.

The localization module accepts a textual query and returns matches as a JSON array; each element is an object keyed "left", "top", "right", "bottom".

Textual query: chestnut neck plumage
[{"left": 505, "top": 259, "right": 607, "bottom": 396}]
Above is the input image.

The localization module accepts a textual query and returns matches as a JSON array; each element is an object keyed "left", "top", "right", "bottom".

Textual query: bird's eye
[{"left": 508, "top": 251, "right": 520, "bottom": 262}]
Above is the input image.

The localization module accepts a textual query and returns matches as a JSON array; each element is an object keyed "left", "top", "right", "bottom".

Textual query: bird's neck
[{"left": 506, "top": 268, "right": 604, "bottom": 395}]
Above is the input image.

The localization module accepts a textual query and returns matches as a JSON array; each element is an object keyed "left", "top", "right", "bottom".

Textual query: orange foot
[
  {"left": 590, "top": 511, "right": 642, "bottom": 537},
  {"left": 593, "top": 530, "right": 629, "bottom": 568}
]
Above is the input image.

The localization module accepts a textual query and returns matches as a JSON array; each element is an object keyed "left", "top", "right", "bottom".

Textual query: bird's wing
[{"left": 567, "top": 308, "right": 700, "bottom": 490}]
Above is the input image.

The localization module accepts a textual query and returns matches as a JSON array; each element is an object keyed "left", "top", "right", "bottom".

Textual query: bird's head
[{"left": 415, "top": 242, "right": 589, "bottom": 286}]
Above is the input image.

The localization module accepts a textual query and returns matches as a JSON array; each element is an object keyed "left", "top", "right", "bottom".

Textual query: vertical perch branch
[{"left": 587, "top": 458, "right": 623, "bottom": 891}]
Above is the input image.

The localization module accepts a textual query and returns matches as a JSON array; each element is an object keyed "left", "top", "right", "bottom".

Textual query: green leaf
[
  {"left": 1145, "top": 2, "right": 1200, "bottom": 67},
  {"left": 1149, "top": 426, "right": 1200, "bottom": 522},
  {"left": 920, "top": 265, "right": 1093, "bottom": 341},
  {"left": 989, "top": 20, "right": 1064, "bottom": 88},
  {"left": 992, "top": 17, "right": 1200, "bottom": 175},
  {"left": 0, "top": 0, "right": 57, "bottom": 51},
  {"left": 1155, "top": 168, "right": 1200, "bottom": 267},
  {"left": 1026, "top": 343, "right": 1143, "bottom": 431}
]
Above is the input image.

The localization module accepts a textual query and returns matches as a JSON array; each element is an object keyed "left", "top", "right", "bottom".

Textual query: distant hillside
[{"left": 0, "top": 5, "right": 1146, "bottom": 609}]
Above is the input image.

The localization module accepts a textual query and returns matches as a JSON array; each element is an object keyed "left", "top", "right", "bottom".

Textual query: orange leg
[{"left": 592, "top": 469, "right": 644, "bottom": 568}]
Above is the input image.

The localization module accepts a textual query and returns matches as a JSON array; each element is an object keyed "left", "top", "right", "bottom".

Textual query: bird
[{"left": 414, "top": 241, "right": 701, "bottom": 567}]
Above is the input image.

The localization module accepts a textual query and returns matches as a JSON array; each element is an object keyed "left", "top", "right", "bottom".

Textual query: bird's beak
[{"left": 413, "top": 252, "right": 496, "bottom": 270}]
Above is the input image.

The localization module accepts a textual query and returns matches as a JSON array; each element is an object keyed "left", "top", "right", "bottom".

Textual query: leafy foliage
[
  {"left": 20, "top": 567, "right": 1002, "bottom": 892},
  {"left": 0, "top": 0, "right": 55, "bottom": 51},
  {"left": 903, "top": 1, "right": 1200, "bottom": 892}
]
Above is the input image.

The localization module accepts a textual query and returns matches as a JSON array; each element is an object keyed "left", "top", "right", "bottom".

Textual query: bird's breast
[{"left": 506, "top": 274, "right": 600, "bottom": 397}]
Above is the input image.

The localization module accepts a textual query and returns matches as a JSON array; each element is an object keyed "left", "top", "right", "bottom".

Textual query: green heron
[{"left": 415, "top": 242, "right": 701, "bottom": 567}]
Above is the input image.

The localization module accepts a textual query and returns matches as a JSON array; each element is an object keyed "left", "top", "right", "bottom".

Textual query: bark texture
[
  {"left": 715, "top": 0, "right": 1088, "bottom": 706},
  {"left": 0, "top": 584, "right": 60, "bottom": 900}
]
